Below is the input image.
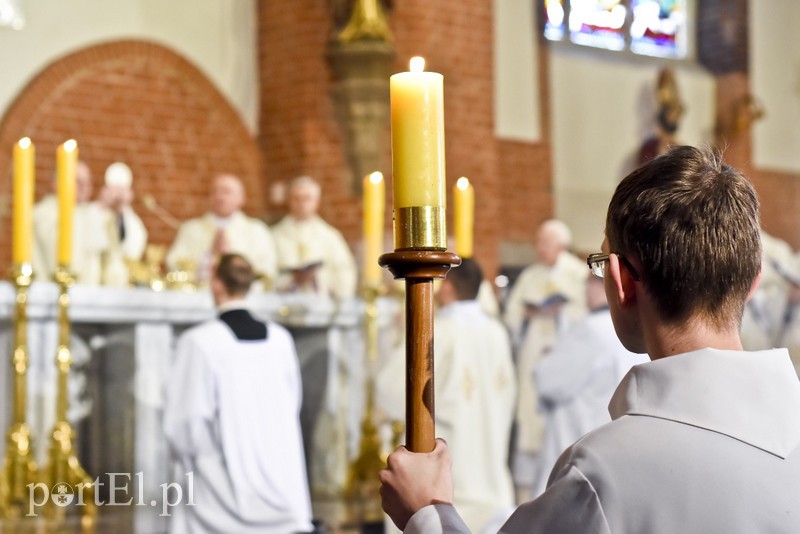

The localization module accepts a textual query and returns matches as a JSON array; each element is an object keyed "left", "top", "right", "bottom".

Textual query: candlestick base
[
  {"left": 0, "top": 263, "right": 39, "bottom": 521},
  {"left": 379, "top": 251, "right": 460, "bottom": 453}
]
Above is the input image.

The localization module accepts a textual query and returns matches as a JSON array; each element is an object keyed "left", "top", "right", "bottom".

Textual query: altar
[{"left": 0, "top": 282, "right": 400, "bottom": 533}]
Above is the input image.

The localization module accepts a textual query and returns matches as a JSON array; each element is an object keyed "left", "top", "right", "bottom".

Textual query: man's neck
[{"left": 644, "top": 319, "right": 743, "bottom": 360}]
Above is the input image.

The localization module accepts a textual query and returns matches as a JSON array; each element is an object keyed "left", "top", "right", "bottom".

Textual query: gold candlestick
[
  {"left": 0, "top": 263, "right": 39, "bottom": 520},
  {"left": 44, "top": 266, "right": 95, "bottom": 530},
  {"left": 344, "top": 284, "right": 385, "bottom": 523}
]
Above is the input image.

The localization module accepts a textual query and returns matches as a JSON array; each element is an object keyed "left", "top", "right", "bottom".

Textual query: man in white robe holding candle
[
  {"left": 271, "top": 175, "right": 357, "bottom": 301},
  {"left": 163, "top": 254, "right": 313, "bottom": 533},
  {"left": 502, "top": 218, "right": 587, "bottom": 498},
  {"left": 32, "top": 160, "right": 110, "bottom": 284},
  {"left": 166, "top": 173, "right": 278, "bottom": 285},
  {"left": 379, "top": 146, "right": 800, "bottom": 534}
]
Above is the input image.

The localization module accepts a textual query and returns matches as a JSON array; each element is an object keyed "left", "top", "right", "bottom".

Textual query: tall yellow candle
[
  {"left": 454, "top": 177, "right": 474, "bottom": 258},
  {"left": 362, "top": 171, "right": 385, "bottom": 286},
  {"left": 390, "top": 56, "right": 446, "bottom": 249},
  {"left": 56, "top": 139, "right": 78, "bottom": 267},
  {"left": 12, "top": 137, "right": 35, "bottom": 265}
]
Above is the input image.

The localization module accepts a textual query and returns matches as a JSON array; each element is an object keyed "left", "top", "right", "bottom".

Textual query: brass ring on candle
[{"left": 394, "top": 206, "right": 446, "bottom": 250}]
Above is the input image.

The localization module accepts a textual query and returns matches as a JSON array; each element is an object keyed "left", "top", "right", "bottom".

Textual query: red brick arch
[{"left": 0, "top": 39, "right": 263, "bottom": 269}]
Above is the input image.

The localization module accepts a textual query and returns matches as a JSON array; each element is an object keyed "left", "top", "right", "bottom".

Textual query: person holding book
[
  {"left": 502, "top": 219, "right": 588, "bottom": 500},
  {"left": 271, "top": 175, "right": 357, "bottom": 301}
]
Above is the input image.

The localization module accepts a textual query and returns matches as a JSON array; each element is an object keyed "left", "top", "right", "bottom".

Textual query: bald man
[
  {"left": 33, "top": 160, "right": 110, "bottom": 285},
  {"left": 166, "top": 174, "right": 278, "bottom": 284}
]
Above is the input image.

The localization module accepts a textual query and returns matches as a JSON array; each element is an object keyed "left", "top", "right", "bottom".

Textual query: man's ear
[
  {"left": 746, "top": 268, "right": 763, "bottom": 302},
  {"left": 608, "top": 254, "right": 637, "bottom": 307}
]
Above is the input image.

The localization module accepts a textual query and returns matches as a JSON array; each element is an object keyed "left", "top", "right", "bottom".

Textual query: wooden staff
[{"left": 380, "top": 250, "right": 460, "bottom": 452}]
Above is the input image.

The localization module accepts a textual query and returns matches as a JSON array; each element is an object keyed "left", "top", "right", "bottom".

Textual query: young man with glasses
[{"left": 380, "top": 145, "right": 800, "bottom": 533}]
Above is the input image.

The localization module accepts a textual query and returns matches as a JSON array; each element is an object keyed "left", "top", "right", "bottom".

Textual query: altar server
[
  {"left": 531, "top": 275, "right": 647, "bottom": 496},
  {"left": 380, "top": 146, "right": 800, "bottom": 534},
  {"left": 502, "top": 219, "right": 587, "bottom": 497},
  {"left": 433, "top": 258, "right": 517, "bottom": 532},
  {"left": 163, "top": 254, "right": 313, "bottom": 534},
  {"left": 32, "top": 160, "right": 110, "bottom": 284},
  {"left": 271, "top": 176, "right": 357, "bottom": 300},
  {"left": 166, "top": 173, "right": 277, "bottom": 284}
]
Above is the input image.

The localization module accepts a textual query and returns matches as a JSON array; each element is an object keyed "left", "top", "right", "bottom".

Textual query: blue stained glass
[{"left": 630, "top": 0, "right": 688, "bottom": 58}]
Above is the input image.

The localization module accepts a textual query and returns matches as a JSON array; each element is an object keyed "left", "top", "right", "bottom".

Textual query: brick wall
[
  {"left": 257, "top": 0, "right": 554, "bottom": 277},
  {"left": 0, "top": 40, "right": 262, "bottom": 270}
]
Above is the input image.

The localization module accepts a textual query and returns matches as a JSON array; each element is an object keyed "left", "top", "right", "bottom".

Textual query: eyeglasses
[{"left": 586, "top": 253, "right": 641, "bottom": 281}]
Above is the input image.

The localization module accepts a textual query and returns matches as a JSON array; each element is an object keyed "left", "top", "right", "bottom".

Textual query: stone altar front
[{"left": 0, "top": 282, "right": 400, "bottom": 532}]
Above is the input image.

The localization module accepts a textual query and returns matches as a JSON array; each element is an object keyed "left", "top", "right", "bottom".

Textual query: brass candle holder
[
  {"left": 0, "top": 263, "right": 39, "bottom": 520},
  {"left": 380, "top": 210, "right": 460, "bottom": 453},
  {"left": 344, "top": 284, "right": 386, "bottom": 522},
  {"left": 44, "top": 266, "right": 95, "bottom": 530}
]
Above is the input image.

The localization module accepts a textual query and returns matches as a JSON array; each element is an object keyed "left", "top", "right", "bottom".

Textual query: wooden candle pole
[{"left": 380, "top": 251, "right": 459, "bottom": 452}]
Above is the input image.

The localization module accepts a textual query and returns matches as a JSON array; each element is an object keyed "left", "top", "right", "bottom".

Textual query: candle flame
[
  {"left": 369, "top": 171, "right": 384, "bottom": 184},
  {"left": 18, "top": 137, "right": 31, "bottom": 149},
  {"left": 63, "top": 139, "right": 78, "bottom": 152},
  {"left": 409, "top": 56, "right": 425, "bottom": 73},
  {"left": 456, "top": 177, "right": 470, "bottom": 190}
]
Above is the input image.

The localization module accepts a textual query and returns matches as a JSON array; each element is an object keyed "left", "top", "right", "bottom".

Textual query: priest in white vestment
[
  {"left": 271, "top": 176, "right": 357, "bottom": 300},
  {"left": 501, "top": 219, "right": 587, "bottom": 496},
  {"left": 32, "top": 160, "right": 110, "bottom": 284},
  {"left": 166, "top": 174, "right": 278, "bottom": 284},
  {"left": 98, "top": 162, "right": 148, "bottom": 286},
  {"left": 163, "top": 254, "right": 313, "bottom": 533},
  {"left": 531, "top": 275, "right": 647, "bottom": 496},
  {"left": 434, "top": 258, "right": 517, "bottom": 532}
]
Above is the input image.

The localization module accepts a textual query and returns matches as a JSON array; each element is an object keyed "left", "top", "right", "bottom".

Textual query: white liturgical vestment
[
  {"left": 271, "top": 214, "right": 357, "bottom": 300},
  {"left": 32, "top": 195, "right": 109, "bottom": 285},
  {"left": 435, "top": 301, "right": 517, "bottom": 533},
  {"left": 166, "top": 211, "right": 278, "bottom": 283},
  {"left": 404, "top": 348, "right": 800, "bottom": 534},
  {"left": 101, "top": 205, "right": 148, "bottom": 287},
  {"left": 502, "top": 251, "right": 587, "bottom": 484},
  {"left": 531, "top": 309, "right": 647, "bottom": 496},
  {"left": 163, "top": 308, "right": 313, "bottom": 533}
]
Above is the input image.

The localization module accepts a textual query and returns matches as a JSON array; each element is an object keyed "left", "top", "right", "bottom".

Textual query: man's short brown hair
[
  {"left": 606, "top": 145, "right": 761, "bottom": 329},
  {"left": 214, "top": 254, "right": 256, "bottom": 296},
  {"left": 446, "top": 258, "right": 484, "bottom": 301}
]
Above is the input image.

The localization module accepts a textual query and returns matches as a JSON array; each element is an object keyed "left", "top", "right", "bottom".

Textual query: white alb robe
[
  {"left": 502, "top": 251, "right": 587, "bottom": 485},
  {"left": 531, "top": 309, "right": 647, "bottom": 496},
  {"left": 32, "top": 195, "right": 110, "bottom": 285},
  {"left": 165, "top": 211, "right": 278, "bottom": 283},
  {"left": 271, "top": 214, "right": 357, "bottom": 300},
  {"left": 434, "top": 301, "right": 517, "bottom": 533},
  {"left": 405, "top": 348, "right": 800, "bottom": 533},
  {"left": 163, "top": 312, "right": 313, "bottom": 533}
]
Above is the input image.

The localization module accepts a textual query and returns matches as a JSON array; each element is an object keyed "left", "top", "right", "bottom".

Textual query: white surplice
[
  {"left": 271, "top": 214, "right": 357, "bottom": 300},
  {"left": 433, "top": 301, "right": 517, "bottom": 532},
  {"left": 162, "top": 311, "right": 313, "bottom": 533},
  {"left": 165, "top": 211, "right": 278, "bottom": 283},
  {"left": 405, "top": 348, "right": 800, "bottom": 534},
  {"left": 531, "top": 309, "right": 647, "bottom": 496}
]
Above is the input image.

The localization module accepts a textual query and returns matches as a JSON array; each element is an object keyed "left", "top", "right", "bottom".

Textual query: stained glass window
[
  {"left": 542, "top": 0, "right": 689, "bottom": 59},
  {"left": 630, "top": 0, "right": 687, "bottom": 58}
]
